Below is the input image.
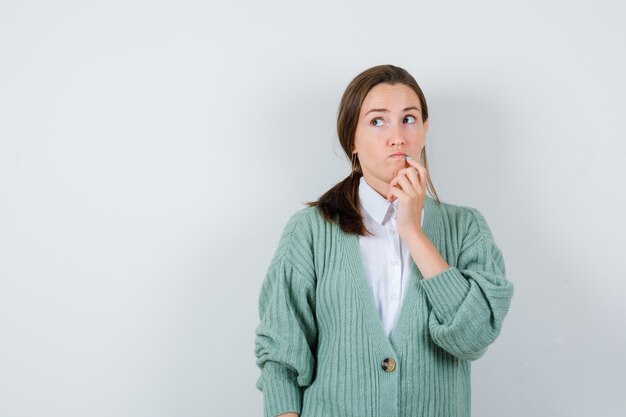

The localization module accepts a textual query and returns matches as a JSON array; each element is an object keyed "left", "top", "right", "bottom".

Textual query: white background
[{"left": 1, "top": 1, "right": 625, "bottom": 416}]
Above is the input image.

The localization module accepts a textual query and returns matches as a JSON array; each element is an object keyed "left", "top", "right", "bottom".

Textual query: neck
[{"left": 361, "top": 173, "right": 391, "bottom": 201}]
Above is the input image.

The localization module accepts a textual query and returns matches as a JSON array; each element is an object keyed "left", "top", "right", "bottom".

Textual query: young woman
[{"left": 254, "top": 64, "right": 514, "bottom": 417}]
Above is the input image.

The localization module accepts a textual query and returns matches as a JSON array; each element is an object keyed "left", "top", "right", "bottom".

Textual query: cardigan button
[{"left": 381, "top": 358, "right": 396, "bottom": 373}]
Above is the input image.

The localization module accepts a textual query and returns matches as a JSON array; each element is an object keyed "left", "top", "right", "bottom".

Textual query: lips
[{"left": 389, "top": 152, "right": 406, "bottom": 158}]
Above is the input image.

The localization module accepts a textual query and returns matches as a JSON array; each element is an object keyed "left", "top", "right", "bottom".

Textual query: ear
[{"left": 424, "top": 119, "right": 429, "bottom": 135}]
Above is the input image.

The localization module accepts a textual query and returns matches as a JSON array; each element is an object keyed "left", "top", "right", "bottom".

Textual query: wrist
[{"left": 402, "top": 225, "right": 426, "bottom": 242}]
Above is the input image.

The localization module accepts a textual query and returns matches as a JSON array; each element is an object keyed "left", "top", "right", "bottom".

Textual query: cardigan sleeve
[
  {"left": 254, "top": 211, "right": 318, "bottom": 417},
  {"left": 419, "top": 207, "right": 513, "bottom": 361}
]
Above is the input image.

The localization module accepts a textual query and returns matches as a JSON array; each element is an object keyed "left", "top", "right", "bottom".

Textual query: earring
[{"left": 351, "top": 153, "right": 358, "bottom": 177}]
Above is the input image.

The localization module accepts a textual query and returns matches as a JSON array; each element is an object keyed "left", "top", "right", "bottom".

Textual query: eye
[
  {"left": 370, "top": 117, "right": 384, "bottom": 127},
  {"left": 404, "top": 115, "right": 416, "bottom": 124}
]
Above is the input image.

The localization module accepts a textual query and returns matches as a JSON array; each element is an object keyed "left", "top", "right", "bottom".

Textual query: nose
[
  {"left": 391, "top": 137, "right": 405, "bottom": 146},
  {"left": 390, "top": 125, "right": 405, "bottom": 147}
]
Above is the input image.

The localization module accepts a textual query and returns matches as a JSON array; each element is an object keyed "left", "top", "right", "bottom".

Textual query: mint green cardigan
[{"left": 255, "top": 195, "right": 514, "bottom": 417}]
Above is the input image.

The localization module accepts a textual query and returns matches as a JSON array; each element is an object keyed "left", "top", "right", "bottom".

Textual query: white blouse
[{"left": 358, "top": 176, "right": 425, "bottom": 337}]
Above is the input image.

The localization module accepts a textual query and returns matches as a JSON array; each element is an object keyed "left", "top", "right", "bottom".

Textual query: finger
[
  {"left": 400, "top": 166, "right": 420, "bottom": 190},
  {"left": 390, "top": 167, "right": 419, "bottom": 200},
  {"left": 390, "top": 170, "right": 414, "bottom": 192},
  {"left": 405, "top": 157, "right": 425, "bottom": 176},
  {"left": 405, "top": 158, "right": 427, "bottom": 188},
  {"left": 387, "top": 184, "right": 408, "bottom": 202},
  {"left": 403, "top": 158, "right": 421, "bottom": 177},
  {"left": 389, "top": 175, "right": 399, "bottom": 190},
  {"left": 393, "top": 166, "right": 420, "bottom": 192},
  {"left": 396, "top": 173, "right": 414, "bottom": 194}
]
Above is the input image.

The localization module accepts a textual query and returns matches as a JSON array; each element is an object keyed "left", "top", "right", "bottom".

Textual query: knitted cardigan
[{"left": 254, "top": 195, "right": 514, "bottom": 417}]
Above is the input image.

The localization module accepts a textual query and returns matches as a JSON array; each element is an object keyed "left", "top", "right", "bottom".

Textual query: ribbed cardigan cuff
[
  {"left": 262, "top": 362, "right": 302, "bottom": 417},
  {"left": 420, "top": 266, "right": 471, "bottom": 323}
]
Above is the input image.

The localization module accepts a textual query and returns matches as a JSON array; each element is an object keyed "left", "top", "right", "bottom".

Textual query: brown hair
[{"left": 306, "top": 64, "right": 441, "bottom": 235}]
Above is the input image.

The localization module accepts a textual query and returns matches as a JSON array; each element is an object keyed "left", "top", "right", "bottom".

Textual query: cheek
[
  {"left": 407, "top": 127, "right": 426, "bottom": 142},
  {"left": 355, "top": 132, "right": 381, "bottom": 153}
]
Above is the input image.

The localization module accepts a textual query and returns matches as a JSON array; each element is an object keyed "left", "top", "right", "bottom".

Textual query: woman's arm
[
  {"left": 255, "top": 210, "right": 318, "bottom": 417},
  {"left": 403, "top": 227, "right": 449, "bottom": 279},
  {"left": 417, "top": 207, "right": 513, "bottom": 360},
  {"left": 387, "top": 160, "right": 512, "bottom": 359},
  {"left": 388, "top": 159, "right": 513, "bottom": 360}
]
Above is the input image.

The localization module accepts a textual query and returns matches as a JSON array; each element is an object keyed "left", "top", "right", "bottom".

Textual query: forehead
[{"left": 360, "top": 83, "right": 420, "bottom": 113}]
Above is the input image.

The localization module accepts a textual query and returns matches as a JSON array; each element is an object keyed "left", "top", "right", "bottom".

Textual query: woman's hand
[
  {"left": 387, "top": 157, "right": 449, "bottom": 279},
  {"left": 387, "top": 156, "right": 427, "bottom": 239}
]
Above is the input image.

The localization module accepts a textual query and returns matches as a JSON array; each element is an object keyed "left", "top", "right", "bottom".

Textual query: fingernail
[{"left": 405, "top": 155, "right": 412, "bottom": 160}]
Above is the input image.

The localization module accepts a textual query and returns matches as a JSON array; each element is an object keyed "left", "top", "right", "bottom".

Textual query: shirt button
[
  {"left": 391, "top": 260, "right": 399, "bottom": 267},
  {"left": 381, "top": 358, "right": 397, "bottom": 373},
  {"left": 388, "top": 229, "right": 396, "bottom": 235},
  {"left": 391, "top": 293, "right": 399, "bottom": 300}
]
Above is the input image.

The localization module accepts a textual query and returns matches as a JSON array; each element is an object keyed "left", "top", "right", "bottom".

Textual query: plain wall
[{"left": 1, "top": 0, "right": 625, "bottom": 416}]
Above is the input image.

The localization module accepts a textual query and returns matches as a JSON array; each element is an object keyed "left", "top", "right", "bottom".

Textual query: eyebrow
[{"left": 364, "top": 106, "right": 421, "bottom": 116}]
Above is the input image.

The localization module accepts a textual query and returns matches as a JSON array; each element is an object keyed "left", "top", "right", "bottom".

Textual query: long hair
[{"left": 307, "top": 64, "right": 441, "bottom": 235}]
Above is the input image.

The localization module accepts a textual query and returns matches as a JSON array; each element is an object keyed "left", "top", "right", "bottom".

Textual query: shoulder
[
  {"left": 270, "top": 206, "right": 325, "bottom": 270},
  {"left": 429, "top": 197, "right": 496, "bottom": 246},
  {"left": 280, "top": 206, "right": 325, "bottom": 239}
]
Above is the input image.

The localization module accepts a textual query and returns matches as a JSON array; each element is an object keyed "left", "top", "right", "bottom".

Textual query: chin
[{"left": 390, "top": 166, "right": 404, "bottom": 178}]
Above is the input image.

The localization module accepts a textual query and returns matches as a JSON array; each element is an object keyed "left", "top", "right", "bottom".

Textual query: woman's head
[
  {"left": 337, "top": 65, "right": 429, "bottom": 183},
  {"left": 307, "top": 64, "right": 439, "bottom": 235}
]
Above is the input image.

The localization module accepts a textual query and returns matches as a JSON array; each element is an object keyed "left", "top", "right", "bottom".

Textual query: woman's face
[{"left": 353, "top": 83, "right": 428, "bottom": 192}]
